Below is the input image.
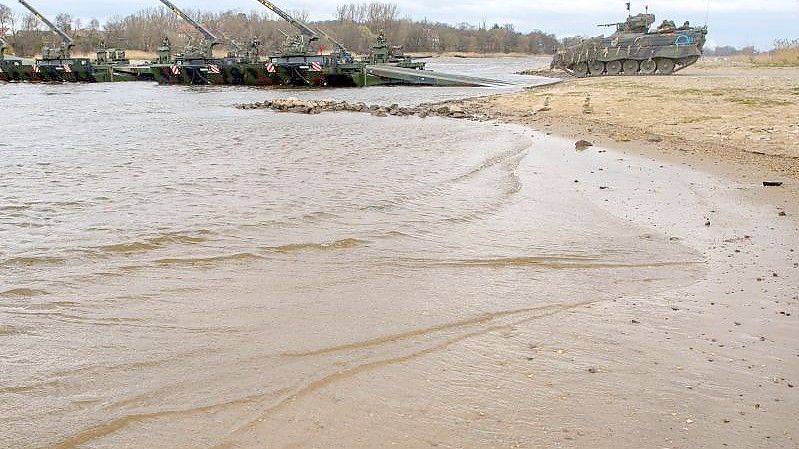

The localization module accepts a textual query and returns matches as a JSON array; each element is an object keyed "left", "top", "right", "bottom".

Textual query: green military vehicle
[
  {"left": 151, "top": 0, "right": 280, "bottom": 86},
  {"left": 92, "top": 42, "right": 154, "bottom": 81},
  {"left": 252, "top": 0, "right": 429, "bottom": 87},
  {"left": 551, "top": 4, "right": 708, "bottom": 77},
  {"left": 0, "top": 45, "right": 33, "bottom": 82},
  {"left": 154, "top": 0, "right": 505, "bottom": 88},
  {"left": 365, "top": 31, "right": 425, "bottom": 70},
  {"left": 17, "top": 0, "right": 97, "bottom": 82},
  {"left": 0, "top": 36, "right": 17, "bottom": 81}
]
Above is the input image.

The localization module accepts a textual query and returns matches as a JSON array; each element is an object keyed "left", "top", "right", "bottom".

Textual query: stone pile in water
[{"left": 236, "top": 97, "right": 497, "bottom": 121}]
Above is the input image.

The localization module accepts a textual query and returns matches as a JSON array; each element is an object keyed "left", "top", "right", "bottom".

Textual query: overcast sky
[{"left": 4, "top": 0, "right": 799, "bottom": 49}]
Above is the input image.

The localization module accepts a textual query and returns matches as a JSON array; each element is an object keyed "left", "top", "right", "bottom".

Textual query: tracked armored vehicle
[{"left": 551, "top": 5, "right": 707, "bottom": 77}]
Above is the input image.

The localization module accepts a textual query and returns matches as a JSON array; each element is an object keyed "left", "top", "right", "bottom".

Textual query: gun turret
[
  {"left": 252, "top": 0, "right": 319, "bottom": 44},
  {"left": 157, "top": 0, "right": 220, "bottom": 58},
  {"left": 17, "top": 0, "right": 74, "bottom": 57},
  {"left": 599, "top": 13, "right": 655, "bottom": 34}
]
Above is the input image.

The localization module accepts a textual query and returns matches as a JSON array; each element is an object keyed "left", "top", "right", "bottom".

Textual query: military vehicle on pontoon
[
  {"left": 17, "top": 0, "right": 96, "bottom": 82},
  {"left": 0, "top": 36, "right": 26, "bottom": 81},
  {"left": 151, "top": 0, "right": 280, "bottom": 85}
]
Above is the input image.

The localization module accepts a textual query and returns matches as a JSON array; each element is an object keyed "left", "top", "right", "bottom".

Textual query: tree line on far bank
[{"left": 0, "top": 1, "right": 559, "bottom": 57}]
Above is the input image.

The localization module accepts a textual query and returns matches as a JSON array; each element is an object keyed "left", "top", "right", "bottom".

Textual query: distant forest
[{"left": 0, "top": 2, "right": 559, "bottom": 57}]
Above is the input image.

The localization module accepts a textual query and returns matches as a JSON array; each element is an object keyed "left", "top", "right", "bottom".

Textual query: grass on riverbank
[{"left": 744, "top": 41, "right": 799, "bottom": 67}]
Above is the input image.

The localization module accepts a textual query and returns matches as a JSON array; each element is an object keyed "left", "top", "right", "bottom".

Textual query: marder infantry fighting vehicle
[
  {"left": 17, "top": 0, "right": 96, "bottom": 82},
  {"left": 551, "top": 3, "right": 707, "bottom": 77}
]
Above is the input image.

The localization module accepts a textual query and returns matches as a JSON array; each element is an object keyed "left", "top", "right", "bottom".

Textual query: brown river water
[{"left": 1, "top": 58, "right": 710, "bottom": 448}]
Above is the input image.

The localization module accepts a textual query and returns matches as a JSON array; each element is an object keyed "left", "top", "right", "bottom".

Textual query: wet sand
[
  {"left": 1, "top": 61, "right": 798, "bottom": 448},
  {"left": 215, "top": 130, "right": 799, "bottom": 449}
]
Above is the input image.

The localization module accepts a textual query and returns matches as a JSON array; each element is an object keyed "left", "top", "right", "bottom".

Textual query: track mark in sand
[
  {"left": 46, "top": 386, "right": 294, "bottom": 449},
  {"left": 47, "top": 299, "right": 607, "bottom": 449},
  {"left": 218, "top": 300, "right": 601, "bottom": 445},
  {"left": 282, "top": 304, "right": 567, "bottom": 358},
  {"left": 389, "top": 256, "right": 702, "bottom": 270}
]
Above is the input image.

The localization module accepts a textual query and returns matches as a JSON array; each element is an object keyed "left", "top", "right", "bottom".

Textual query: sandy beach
[{"left": 452, "top": 59, "right": 799, "bottom": 180}]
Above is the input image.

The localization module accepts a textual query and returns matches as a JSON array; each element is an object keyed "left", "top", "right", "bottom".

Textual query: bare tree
[
  {"left": 55, "top": 13, "right": 73, "bottom": 33},
  {"left": 0, "top": 3, "right": 15, "bottom": 36}
]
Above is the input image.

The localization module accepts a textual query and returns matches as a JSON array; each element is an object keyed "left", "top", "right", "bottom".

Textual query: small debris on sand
[
  {"left": 575, "top": 140, "right": 594, "bottom": 150},
  {"left": 763, "top": 181, "right": 784, "bottom": 187}
]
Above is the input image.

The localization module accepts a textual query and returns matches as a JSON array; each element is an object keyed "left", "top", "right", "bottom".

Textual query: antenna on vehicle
[
  {"left": 645, "top": 5, "right": 649, "bottom": 14},
  {"left": 704, "top": 0, "right": 710, "bottom": 26},
  {"left": 626, "top": 2, "right": 631, "bottom": 16}
]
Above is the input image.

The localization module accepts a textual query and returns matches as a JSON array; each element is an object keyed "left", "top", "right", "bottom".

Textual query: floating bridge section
[{"left": 364, "top": 65, "right": 513, "bottom": 87}]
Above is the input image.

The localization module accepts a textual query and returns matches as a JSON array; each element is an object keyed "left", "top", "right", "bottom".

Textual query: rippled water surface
[{"left": 0, "top": 58, "right": 701, "bottom": 448}]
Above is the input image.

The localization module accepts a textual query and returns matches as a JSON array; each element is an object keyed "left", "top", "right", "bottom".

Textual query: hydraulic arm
[
  {"left": 17, "top": 0, "right": 74, "bottom": 51},
  {"left": 158, "top": 0, "right": 220, "bottom": 55},
  {"left": 252, "top": 0, "right": 319, "bottom": 43}
]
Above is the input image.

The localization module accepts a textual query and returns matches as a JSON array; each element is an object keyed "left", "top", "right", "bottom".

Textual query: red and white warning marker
[
  {"left": 208, "top": 64, "right": 220, "bottom": 74},
  {"left": 63, "top": 64, "right": 72, "bottom": 73},
  {"left": 265, "top": 62, "right": 276, "bottom": 73},
  {"left": 310, "top": 61, "right": 322, "bottom": 72}
]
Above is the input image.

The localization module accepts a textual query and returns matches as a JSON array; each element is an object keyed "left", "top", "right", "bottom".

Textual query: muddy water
[{"left": 1, "top": 59, "right": 702, "bottom": 448}]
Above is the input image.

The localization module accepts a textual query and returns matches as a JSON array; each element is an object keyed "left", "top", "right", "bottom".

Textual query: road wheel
[
  {"left": 678, "top": 56, "right": 699, "bottom": 67},
  {"left": 656, "top": 58, "right": 676, "bottom": 75},
  {"left": 589, "top": 61, "right": 606, "bottom": 76},
  {"left": 571, "top": 62, "right": 589, "bottom": 78},
  {"left": 640, "top": 59, "right": 657, "bottom": 75},
  {"left": 622, "top": 59, "right": 639, "bottom": 75},
  {"left": 606, "top": 60, "right": 622, "bottom": 75}
]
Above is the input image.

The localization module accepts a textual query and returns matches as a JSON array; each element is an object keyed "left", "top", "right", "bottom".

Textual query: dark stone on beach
[
  {"left": 763, "top": 181, "right": 783, "bottom": 187},
  {"left": 575, "top": 140, "right": 593, "bottom": 150}
]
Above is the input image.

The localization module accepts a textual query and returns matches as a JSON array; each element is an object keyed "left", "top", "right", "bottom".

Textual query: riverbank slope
[{"left": 450, "top": 59, "right": 799, "bottom": 180}]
